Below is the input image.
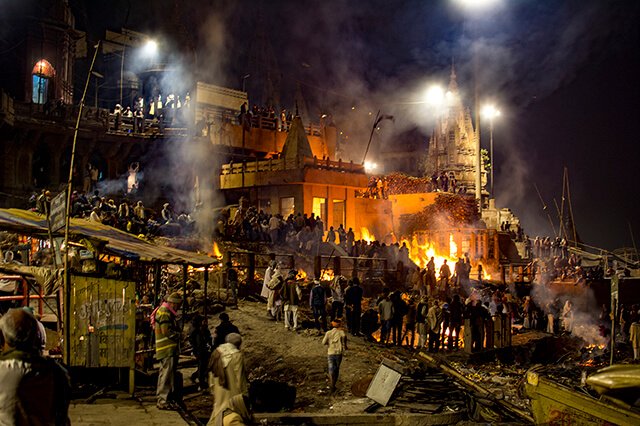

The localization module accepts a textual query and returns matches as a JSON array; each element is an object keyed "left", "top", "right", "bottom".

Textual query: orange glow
[
  {"left": 585, "top": 343, "right": 606, "bottom": 350},
  {"left": 320, "top": 270, "right": 335, "bottom": 281},
  {"left": 210, "top": 241, "right": 222, "bottom": 258},
  {"left": 449, "top": 234, "right": 458, "bottom": 258},
  {"left": 360, "top": 227, "right": 375, "bottom": 243},
  {"left": 297, "top": 268, "right": 308, "bottom": 279},
  {"left": 32, "top": 59, "right": 55, "bottom": 78},
  {"left": 400, "top": 234, "right": 459, "bottom": 279}
]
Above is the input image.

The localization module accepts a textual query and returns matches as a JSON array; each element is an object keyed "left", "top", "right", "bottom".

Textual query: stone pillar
[
  {"left": 482, "top": 231, "right": 489, "bottom": 260},
  {"left": 470, "top": 232, "right": 477, "bottom": 260}
]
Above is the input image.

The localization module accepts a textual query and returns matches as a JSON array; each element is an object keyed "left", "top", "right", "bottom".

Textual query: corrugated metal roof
[{"left": 0, "top": 209, "right": 216, "bottom": 266}]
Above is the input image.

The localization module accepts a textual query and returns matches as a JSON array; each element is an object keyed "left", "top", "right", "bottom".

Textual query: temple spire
[{"left": 448, "top": 59, "right": 459, "bottom": 94}]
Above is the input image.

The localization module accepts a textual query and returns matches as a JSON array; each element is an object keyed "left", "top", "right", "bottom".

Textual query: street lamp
[
  {"left": 118, "top": 38, "right": 158, "bottom": 106},
  {"left": 482, "top": 104, "right": 500, "bottom": 197},
  {"left": 241, "top": 74, "right": 251, "bottom": 92}
]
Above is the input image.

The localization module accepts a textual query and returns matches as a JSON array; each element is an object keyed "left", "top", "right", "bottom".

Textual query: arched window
[{"left": 31, "top": 59, "right": 56, "bottom": 104}]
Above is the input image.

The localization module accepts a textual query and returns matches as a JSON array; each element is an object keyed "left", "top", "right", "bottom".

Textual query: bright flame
[
  {"left": 210, "top": 241, "right": 222, "bottom": 258},
  {"left": 401, "top": 234, "right": 459, "bottom": 279},
  {"left": 360, "top": 227, "right": 375, "bottom": 243},
  {"left": 449, "top": 234, "right": 458, "bottom": 258},
  {"left": 320, "top": 270, "right": 335, "bottom": 281},
  {"left": 586, "top": 343, "right": 607, "bottom": 350},
  {"left": 297, "top": 269, "right": 308, "bottom": 279}
]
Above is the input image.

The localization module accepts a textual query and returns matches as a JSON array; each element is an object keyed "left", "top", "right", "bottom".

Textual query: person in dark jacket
[
  {"left": 310, "top": 280, "right": 327, "bottom": 332},
  {"left": 344, "top": 277, "right": 363, "bottom": 336},
  {"left": 0, "top": 308, "right": 71, "bottom": 425},
  {"left": 390, "top": 291, "right": 407, "bottom": 346},
  {"left": 212, "top": 312, "right": 240, "bottom": 349},
  {"left": 189, "top": 313, "right": 212, "bottom": 390},
  {"left": 448, "top": 294, "right": 463, "bottom": 350}
]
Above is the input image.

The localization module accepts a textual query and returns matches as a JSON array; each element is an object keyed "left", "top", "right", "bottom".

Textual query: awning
[{"left": 0, "top": 209, "right": 216, "bottom": 266}]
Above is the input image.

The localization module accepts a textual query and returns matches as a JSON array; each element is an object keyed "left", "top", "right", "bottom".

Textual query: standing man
[
  {"left": 322, "top": 319, "right": 347, "bottom": 392},
  {"left": 261, "top": 260, "right": 278, "bottom": 317},
  {"left": 310, "top": 279, "right": 328, "bottom": 332},
  {"left": 377, "top": 289, "right": 394, "bottom": 345},
  {"left": 426, "top": 257, "right": 436, "bottom": 296},
  {"left": 416, "top": 296, "right": 429, "bottom": 349},
  {"left": 208, "top": 333, "right": 248, "bottom": 423},
  {"left": 154, "top": 292, "right": 183, "bottom": 410},
  {"left": 225, "top": 261, "right": 239, "bottom": 305},
  {"left": 188, "top": 314, "right": 212, "bottom": 390},
  {"left": 344, "top": 277, "right": 363, "bottom": 336},
  {"left": 330, "top": 276, "right": 346, "bottom": 322},
  {"left": 212, "top": 312, "right": 240, "bottom": 350},
  {"left": 426, "top": 300, "right": 442, "bottom": 353},
  {"left": 282, "top": 270, "right": 301, "bottom": 330},
  {"left": 439, "top": 260, "right": 451, "bottom": 296},
  {"left": 0, "top": 308, "right": 71, "bottom": 425}
]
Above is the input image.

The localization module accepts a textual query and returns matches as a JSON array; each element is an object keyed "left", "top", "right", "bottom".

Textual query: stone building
[
  {"left": 219, "top": 116, "right": 378, "bottom": 235},
  {"left": 424, "top": 66, "right": 486, "bottom": 193}
]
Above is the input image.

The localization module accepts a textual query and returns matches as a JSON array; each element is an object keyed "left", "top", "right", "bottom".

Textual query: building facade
[{"left": 424, "top": 66, "right": 486, "bottom": 193}]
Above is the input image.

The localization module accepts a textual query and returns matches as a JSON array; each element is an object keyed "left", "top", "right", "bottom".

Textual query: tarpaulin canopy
[{"left": 0, "top": 208, "right": 216, "bottom": 266}]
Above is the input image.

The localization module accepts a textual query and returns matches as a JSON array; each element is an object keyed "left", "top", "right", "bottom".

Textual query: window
[
  {"left": 312, "top": 197, "right": 326, "bottom": 223},
  {"left": 32, "top": 75, "right": 49, "bottom": 104},
  {"left": 332, "top": 200, "right": 345, "bottom": 229},
  {"left": 280, "top": 197, "right": 295, "bottom": 218},
  {"left": 31, "top": 59, "right": 55, "bottom": 105}
]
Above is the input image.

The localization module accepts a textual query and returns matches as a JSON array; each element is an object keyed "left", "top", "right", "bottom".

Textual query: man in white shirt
[{"left": 322, "top": 319, "right": 347, "bottom": 392}]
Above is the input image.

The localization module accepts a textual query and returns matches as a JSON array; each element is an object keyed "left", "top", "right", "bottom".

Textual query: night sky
[{"left": 18, "top": 0, "right": 640, "bottom": 250}]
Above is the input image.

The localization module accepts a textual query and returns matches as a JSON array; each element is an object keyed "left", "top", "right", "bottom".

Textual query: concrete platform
[{"left": 70, "top": 397, "right": 187, "bottom": 425}]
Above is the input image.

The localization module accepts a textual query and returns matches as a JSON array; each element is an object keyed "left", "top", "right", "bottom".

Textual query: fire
[
  {"left": 401, "top": 234, "right": 459, "bottom": 279},
  {"left": 297, "top": 268, "right": 308, "bottom": 279},
  {"left": 320, "top": 270, "right": 335, "bottom": 281},
  {"left": 585, "top": 343, "right": 607, "bottom": 350},
  {"left": 449, "top": 234, "right": 458, "bottom": 259},
  {"left": 360, "top": 227, "right": 375, "bottom": 243},
  {"left": 210, "top": 241, "right": 222, "bottom": 258}
]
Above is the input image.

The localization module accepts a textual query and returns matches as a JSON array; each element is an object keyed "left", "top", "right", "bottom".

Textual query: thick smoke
[
  {"left": 530, "top": 282, "right": 606, "bottom": 346},
  {"left": 77, "top": 1, "right": 637, "bottom": 247}
]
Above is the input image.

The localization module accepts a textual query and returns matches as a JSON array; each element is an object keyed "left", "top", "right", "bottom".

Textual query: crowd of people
[
  {"left": 111, "top": 92, "right": 192, "bottom": 134},
  {"left": 359, "top": 171, "right": 468, "bottom": 199},
  {"left": 31, "top": 188, "right": 196, "bottom": 238},
  {"left": 238, "top": 103, "right": 297, "bottom": 132}
]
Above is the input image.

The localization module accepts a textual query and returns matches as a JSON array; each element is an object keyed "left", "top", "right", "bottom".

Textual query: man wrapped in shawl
[{"left": 207, "top": 333, "right": 248, "bottom": 425}]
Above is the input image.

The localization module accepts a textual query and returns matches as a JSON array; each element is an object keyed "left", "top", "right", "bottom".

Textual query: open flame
[
  {"left": 401, "top": 234, "right": 459, "bottom": 279},
  {"left": 360, "top": 227, "right": 375, "bottom": 243},
  {"left": 297, "top": 268, "right": 308, "bottom": 279},
  {"left": 449, "top": 234, "right": 458, "bottom": 259},
  {"left": 320, "top": 270, "right": 335, "bottom": 281},
  {"left": 210, "top": 241, "right": 222, "bottom": 258},
  {"left": 585, "top": 343, "right": 607, "bottom": 351}
]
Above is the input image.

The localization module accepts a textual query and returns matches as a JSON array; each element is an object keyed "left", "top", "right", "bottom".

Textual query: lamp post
[
  {"left": 63, "top": 41, "right": 101, "bottom": 364},
  {"left": 241, "top": 74, "right": 251, "bottom": 92},
  {"left": 482, "top": 104, "right": 500, "bottom": 197},
  {"left": 118, "top": 38, "right": 158, "bottom": 106}
]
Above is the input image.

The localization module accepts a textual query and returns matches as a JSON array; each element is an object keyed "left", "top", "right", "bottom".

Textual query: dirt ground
[{"left": 185, "top": 299, "right": 413, "bottom": 420}]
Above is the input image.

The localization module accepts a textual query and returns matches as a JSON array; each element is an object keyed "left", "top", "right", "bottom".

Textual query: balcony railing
[
  {"left": 10, "top": 99, "right": 326, "bottom": 139},
  {"left": 221, "top": 156, "right": 364, "bottom": 175}
]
